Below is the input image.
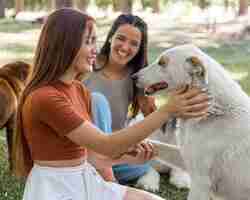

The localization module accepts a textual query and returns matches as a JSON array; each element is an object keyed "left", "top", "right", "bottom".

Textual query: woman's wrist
[{"left": 158, "top": 104, "right": 173, "bottom": 120}]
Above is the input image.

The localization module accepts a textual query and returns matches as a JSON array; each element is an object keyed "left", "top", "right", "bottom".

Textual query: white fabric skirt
[{"left": 23, "top": 162, "right": 127, "bottom": 200}]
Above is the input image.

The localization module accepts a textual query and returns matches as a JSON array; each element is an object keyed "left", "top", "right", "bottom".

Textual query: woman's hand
[
  {"left": 162, "top": 85, "right": 210, "bottom": 119},
  {"left": 137, "top": 95, "right": 157, "bottom": 116},
  {"left": 123, "top": 141, "right": 157, "bottom": 165}
]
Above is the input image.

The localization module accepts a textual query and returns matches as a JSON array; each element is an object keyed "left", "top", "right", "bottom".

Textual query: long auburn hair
[
  {"left": 96, "top": 14, "right": 148, "bottom": 118},
  {"left": 12, "top": 8, "right": 95, "bottom": 178}
]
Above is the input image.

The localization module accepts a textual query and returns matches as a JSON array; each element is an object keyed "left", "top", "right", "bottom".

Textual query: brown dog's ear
[
  {"left": 158, "top": 55, "right": 169, "bottom": 67},
  {"left": 14, "top": 62, "right": 32, "bottom": 84},
  {"left": 186, "top": 56, "right": 205, "bottom": 77}
]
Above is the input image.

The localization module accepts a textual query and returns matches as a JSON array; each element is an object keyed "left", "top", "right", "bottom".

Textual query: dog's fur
[
  {"left": 127, "top": 113, "right": 190, "bottom": 191},
  {"left": 0, "top": 61, "right": 32, "bottom": 169},
  {"left": 135, "top": 44, "right": 250, "bottom": 200}
]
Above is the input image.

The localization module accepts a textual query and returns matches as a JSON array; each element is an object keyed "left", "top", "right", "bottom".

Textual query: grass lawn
[
  {"left": 0, "top": 130, "right": 24, "bottom": 200},
  {"left": 0, "top": 16, "right": 250, "bottom": 200}
]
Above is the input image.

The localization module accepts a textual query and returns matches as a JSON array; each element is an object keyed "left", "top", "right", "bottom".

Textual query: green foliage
[
  {"left": 95, "top": 0, "right": 112, "bottom": 9},
  {"left": 140, "top": 0, "right": 169, "bottom": 9},
  {"left": 197, "top": 0, "right": 211, "bottom": 9},
  {"left": 5, "top": 0, "right": 14, "bottom": 8},
  {"left": 25, "top": 0, "right": 51, "bottom": 9},
  {"left": 141, "top": 0, "right": 151, "bottom": 8}
]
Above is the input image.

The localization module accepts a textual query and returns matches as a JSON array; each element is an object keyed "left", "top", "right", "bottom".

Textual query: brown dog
[{"left": 0, "top": 61, "right": 32, "bottom": 170}]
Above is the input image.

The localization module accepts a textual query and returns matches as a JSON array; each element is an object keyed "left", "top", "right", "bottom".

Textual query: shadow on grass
[
  {"left": 0, "top": 19, "right": 41, "bottom": 33},
  {"left": 0, "top": 43, "right": 34, "bottom": 64},
  {"left": 202, "top": 40, "right": 250, "bottom": 71},
  {"left": 1, "top": 43, "right": 34, "bottom": 54}
]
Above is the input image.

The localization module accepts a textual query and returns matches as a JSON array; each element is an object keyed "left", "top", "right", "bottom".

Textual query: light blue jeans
[{"left": 91, "top": 92, "right": 150, "bottom": 184}]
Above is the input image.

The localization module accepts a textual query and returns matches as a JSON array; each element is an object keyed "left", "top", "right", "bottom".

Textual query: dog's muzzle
[{"left": 145, "top": 81, "right": 168, "bottom": 95}]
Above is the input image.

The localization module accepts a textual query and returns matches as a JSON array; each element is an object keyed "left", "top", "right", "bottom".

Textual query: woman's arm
[
  {"left": 67, "top": 87, "right": 209, "bottom": 159},
  {"left": 137, "top": 95, "right": 157, "bottom": 116},
  {"left": 88, "top": 141, "right": 155, "bottom": 168},
  {"left": 87, "top": 141, "right": 155, "bottom": 181}
]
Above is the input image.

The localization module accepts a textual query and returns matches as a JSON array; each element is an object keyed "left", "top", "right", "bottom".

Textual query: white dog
[
  {"left": 127, "top": 113, "right": 191, "bottom": 192},
  {"left": 133, "top": 44, "right": 250, "bottom": 200}
]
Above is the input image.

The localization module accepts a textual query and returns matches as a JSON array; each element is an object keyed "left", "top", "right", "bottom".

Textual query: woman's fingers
[
  {"left": 165, "top": 85, "right": 211, "bottom": 118},
  {"left": 184, "top": 102, "right": 210, "bottom": 113},
  {"left": 141, "top": 142, "right": 154, "bottom": 160},
  {"left": 135, "top": 141, "right": 156, "bottom": 161},
  {"left": 125, "top": 141, "right": 157, "bottom": 165},
  {"left": 182, "top": 109, "right": 209, "bottom": 119},
  {"left": 180, "top": 87, "right": 206, "bottom": 100},
  {"left": 185, "top": 93, "right": 210, "bottom": 106}
]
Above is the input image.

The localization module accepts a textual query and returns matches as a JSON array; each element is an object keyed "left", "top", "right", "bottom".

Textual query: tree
[
  {"left": 198, "top": 0, "right": 210, "bottom": 10},
  {"left": 112, "top": 0, "right": 119, "bottom": 11},
  {"left": 152, "top": 0, "right": 160, "bottom": 13},
  {"left": 55, "top": 0, "right": 73, "bottom": 9},
  {"left": 15, "top": 0, "right": 24, "bottom": 15},
  {"left": 239, "top": 0, "right": 248, "bottom": 16},
  {"left": 75, "top": 0, "right": 89, "bottom": 12},
  {"left": 48, "top": 0, "right": 54, "bottom": 10},
  {"left": 120, "top": 0, "right": 133, "bottom": 13},
  {"left": 0, "top": 0, "right": 5, "bottom": 18}
]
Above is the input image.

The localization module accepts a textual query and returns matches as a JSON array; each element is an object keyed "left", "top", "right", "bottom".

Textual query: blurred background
[{"left": 0, "top": 0, "right": 250, "bottom": 199}]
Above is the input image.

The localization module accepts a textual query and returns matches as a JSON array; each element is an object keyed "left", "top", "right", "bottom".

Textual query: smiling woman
[{"left": 83, "top": 14, "right": 159, "bottom": 188}]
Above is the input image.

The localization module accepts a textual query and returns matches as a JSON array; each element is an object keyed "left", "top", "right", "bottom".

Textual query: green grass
[
  {"left": 203, "top": 41, "right": 250, "bottom": 94},
  {"left": 1, "top": 17, "right": 250, "bottom": 200},
  {"left": 0, "top": 130, "right": 24, "bottom": 200},
  {"left": 0, "top": 19, "right": 40, "bottom": 33}
]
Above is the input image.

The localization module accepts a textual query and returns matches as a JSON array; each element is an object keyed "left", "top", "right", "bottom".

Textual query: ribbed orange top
[{"left": 22, "top": 80, "right": 91, "bottom": 161}]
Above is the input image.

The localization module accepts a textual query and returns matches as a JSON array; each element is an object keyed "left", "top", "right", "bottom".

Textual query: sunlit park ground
[{"left": 1, "top": 6, "right": 250, "bottom": 200}]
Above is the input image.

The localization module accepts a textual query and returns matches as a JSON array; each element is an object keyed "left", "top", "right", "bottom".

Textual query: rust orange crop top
[{"left": 22, "top": 80, "right": 92, "bottom": 161}]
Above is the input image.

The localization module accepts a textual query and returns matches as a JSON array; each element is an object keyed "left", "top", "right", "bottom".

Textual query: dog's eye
[{"left": 158, "top": 56, "right": 169, "bottom": 68}]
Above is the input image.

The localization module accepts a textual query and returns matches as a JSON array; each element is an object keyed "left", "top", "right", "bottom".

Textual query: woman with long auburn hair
[{"left": 12, "top": 8, "right": 209, "bottom": 200}]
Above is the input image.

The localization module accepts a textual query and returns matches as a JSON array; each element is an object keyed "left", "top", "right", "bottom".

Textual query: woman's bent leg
[
  {"left": 91, "top": 92, "right": 112, "bottom": 133},
  {"left": 91, "top": 92, "right": 155, "bottom": 187},
  {"left": 90, "top": 92, "right": 115, "bottom": 181}
]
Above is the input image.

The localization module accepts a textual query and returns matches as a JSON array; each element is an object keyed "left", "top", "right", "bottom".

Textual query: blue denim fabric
[{"left": 91, "top": 92, "right": 150, "bottom": 184}]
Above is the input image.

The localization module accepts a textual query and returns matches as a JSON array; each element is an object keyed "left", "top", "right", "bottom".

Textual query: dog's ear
[
  {"left": 158, "top": 55, "right": 169, "bottom": 67},
  {"left": 15, "top": 62, "right": 32, "bottom": 84},
  {"left": 186, "top": 56, "right": 206, "bottom": 77}
]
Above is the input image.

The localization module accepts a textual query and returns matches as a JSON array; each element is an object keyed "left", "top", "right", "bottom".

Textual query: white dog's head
[{"left": 133, "top": 44, "right": 208, "bottom": 95}]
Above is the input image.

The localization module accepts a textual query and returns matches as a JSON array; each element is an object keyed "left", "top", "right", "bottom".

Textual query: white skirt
[{"left": 23, "top": 162, "right": 127, "bottom": 200}]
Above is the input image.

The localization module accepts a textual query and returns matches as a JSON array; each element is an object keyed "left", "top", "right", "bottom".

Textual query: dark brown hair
[
  {"left": 96, "top": 14, "right": 148, "bottom": 117},
  {"left": 12, "top": 8, "right": 95, "bottom": 178}
]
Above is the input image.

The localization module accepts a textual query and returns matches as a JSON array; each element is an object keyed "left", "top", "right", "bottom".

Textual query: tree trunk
[
  {"left": 48, "top": 0, "right": 54, "bottom": 10},
  {"left": 0, "top": 0, "right": 5, "bottom": 18},
  {"left": 75, "top": 0, "right": 89, "bottom": 12},
  {"left": 55, "top": 0, "right": 73, "bottom": 9},
  {"left": 112, "top": 0, "right": 120, "bottom": 12},
  {"left": 152, "top": 0, "right": 160, "bottom": 13},
  {"left": 15, "top": 0, "right": 24, "bottom": 16},
  {"left": 120, "top": 0, "right": 133, "bottom": 14},
  {"left": 239, "top": 0, "right": 248, "bottom": 16},
  {"left": 141, "top": 0, "right": 146, "bottom": 9},
  {"left": 198, "top": 0, "right": 209, "bottom": 10},
  {"left": 224, "top": 0, "right": 229, "bottom": 10}
]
